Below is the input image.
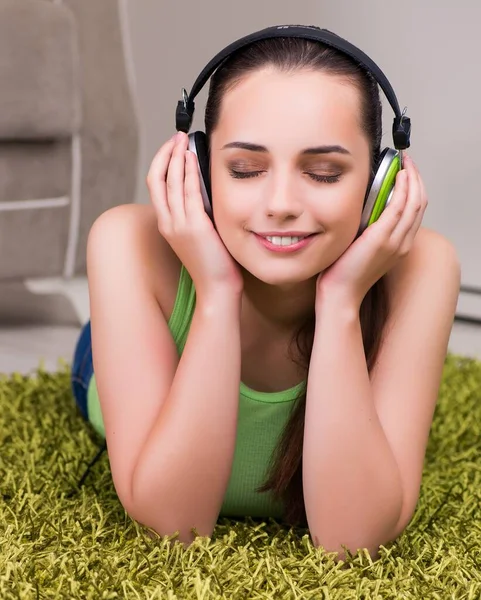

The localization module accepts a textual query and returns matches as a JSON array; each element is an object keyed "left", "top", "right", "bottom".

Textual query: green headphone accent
[
  {"left": 362, "top": 148, "right": 402, "bottom": 234},
  {"left": 370, "top": 151, "right": 401, "bottom": 225}
]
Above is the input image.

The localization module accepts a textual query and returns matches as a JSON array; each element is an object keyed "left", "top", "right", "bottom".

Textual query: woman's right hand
[{"left": 147, "top": 131, "right": 244, "bottom": 299}]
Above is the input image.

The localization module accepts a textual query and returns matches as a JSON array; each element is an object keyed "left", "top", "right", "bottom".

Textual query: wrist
[
  {"left": 197, "top": 287, "right": 243, "bottom": 317},
  {"left": 315, "top": 282, "right": 360, "bottom": 319}
]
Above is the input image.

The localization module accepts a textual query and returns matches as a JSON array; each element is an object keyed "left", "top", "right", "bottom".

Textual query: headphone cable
[{"left": 67, "top": 440, "right": 108, "bottom": 497}]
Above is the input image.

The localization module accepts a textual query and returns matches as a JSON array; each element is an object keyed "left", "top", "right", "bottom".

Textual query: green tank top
[{"left": 86, "top": 265, "right": 305, "bottom": 519}]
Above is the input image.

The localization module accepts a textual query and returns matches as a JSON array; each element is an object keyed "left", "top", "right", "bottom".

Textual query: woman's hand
[
  {"left": 316, "top": 153, "right": 428, "bottom": 308},
  {"left": 147, "top": 131, "right": 244, "bottom": 298}
]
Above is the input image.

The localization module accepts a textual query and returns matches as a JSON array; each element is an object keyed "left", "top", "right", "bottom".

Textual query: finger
[
  {"left": 184, "top": 150, "right": 209, "bottom": 221},
  {"left": 398, "top": 205, "right": 425, "bottom": 254},
  {"left": 416, "top": 162, "right": 429, "bottom": 208},
  {"left": 146, "top": 136, "right": 177, "bottom": 226},
  {"left": 400, "top": 161, "right": 429, "bottom": 248},
  {"left": 392, "top": 154, "right": 426, "bottom": 245},
  {"left": 381, "top": 167, "right": 409, "bottom": 234},
  {"left": 166, "top": 132, "right": 189, "bottom": 224}
]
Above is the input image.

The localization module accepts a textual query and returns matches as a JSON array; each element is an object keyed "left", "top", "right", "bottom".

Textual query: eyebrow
[{"left": 221, "top": 141, "right": 351, "bottom": 156}]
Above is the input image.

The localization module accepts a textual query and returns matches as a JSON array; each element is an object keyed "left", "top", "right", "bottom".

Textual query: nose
[{"left": 263, "top": 172, "right": 303, "bottom": 219}]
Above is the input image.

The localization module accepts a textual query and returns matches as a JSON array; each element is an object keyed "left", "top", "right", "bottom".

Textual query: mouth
[
  {"left": 254, "top": 231, "right": 317, "bottom": 240},
  {"left": 252, "top": 232, "right": 319, "bottom": 253}
]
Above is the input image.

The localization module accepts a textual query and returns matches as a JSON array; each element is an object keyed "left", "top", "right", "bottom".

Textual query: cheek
[
  {"left": 308, "top": 186, "right": 366, "bottom": 253},
  {"left": 210, "top": 174, "right": 254, "bottom": 226},
  {"left": 309, "top": 185, "right": 364, "bottom": 227}
]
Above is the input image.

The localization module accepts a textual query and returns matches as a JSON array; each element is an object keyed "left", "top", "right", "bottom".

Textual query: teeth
[{"left": 265, "top": 236, "right": 305, "bottom": 246}]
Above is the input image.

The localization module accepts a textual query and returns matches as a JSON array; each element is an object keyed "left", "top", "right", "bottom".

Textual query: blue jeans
[
  {"left": 70, "top": 319, "right": 108, "bottom": 490},
  {"left": 71, "top": 319, "right": 93, "bottom": 421}
]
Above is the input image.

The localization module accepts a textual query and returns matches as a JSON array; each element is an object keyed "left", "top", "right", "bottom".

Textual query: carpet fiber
[{"left": 2, "top": 352, "right": 481, "bottom": 599}]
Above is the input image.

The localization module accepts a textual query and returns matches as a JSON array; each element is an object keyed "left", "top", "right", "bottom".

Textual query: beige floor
[{"left": 0, "top": 279, "right": 480, "bottom": 376}]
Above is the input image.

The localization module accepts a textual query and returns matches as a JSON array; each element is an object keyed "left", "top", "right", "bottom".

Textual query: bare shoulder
[
  {"left": 88, "top": 203, "right": 182, "bottom": 321},
  {"left": 385, "top": 226, "right": 461, "bottom": 304}
]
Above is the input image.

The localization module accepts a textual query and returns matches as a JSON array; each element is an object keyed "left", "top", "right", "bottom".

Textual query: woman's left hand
[{"left": 316, "top": 152, "right": 428, "bottom": 308}]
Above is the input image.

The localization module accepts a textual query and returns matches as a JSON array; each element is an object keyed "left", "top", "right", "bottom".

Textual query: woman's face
[{"left": 209, "top": 68, "right": 372, "bottom": 286}]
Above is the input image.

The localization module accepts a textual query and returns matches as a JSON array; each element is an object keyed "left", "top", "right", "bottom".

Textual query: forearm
[
  {"left": 303, "top": 289, "right": 403, "bottom": 558},
  {"left": 132, "top": 289, "right": 242, "bottom": 543}
]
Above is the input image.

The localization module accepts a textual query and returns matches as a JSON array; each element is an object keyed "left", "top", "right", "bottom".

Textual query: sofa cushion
[
  {"left": 0, "top": 203, "right": 71, "bottom": 279},
  {"left": 0, "top": 140, "right": 71, "bottom": 201},
  {"left": 0, "top": 0, "right": 81, "bottom": 140}
]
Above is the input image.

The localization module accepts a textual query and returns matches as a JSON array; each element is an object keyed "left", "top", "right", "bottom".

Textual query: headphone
[{"left": 175, "top": 24, "right": 411, "bottom": 237}]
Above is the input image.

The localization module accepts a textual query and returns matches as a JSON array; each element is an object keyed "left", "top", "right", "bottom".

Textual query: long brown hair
[{"left": 204, "top": 34, "right": 390, "bottom": 528}]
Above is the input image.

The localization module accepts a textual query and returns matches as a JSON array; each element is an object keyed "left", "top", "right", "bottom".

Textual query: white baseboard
[{"left": 23, "top": 276, "right": 90, "bottom": 324}]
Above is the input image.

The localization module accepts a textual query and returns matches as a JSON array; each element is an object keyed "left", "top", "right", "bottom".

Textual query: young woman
[{"left": 70, "top": 31, "right": 460, "bottom": 560}]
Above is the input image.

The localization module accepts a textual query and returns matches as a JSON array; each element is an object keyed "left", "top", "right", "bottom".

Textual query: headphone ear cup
[
  {"left": 357, "top": 147, "right": 401, "bottom": 237},
  {"left": 187, "top": 131, "right": 213, "bottom": 221}
]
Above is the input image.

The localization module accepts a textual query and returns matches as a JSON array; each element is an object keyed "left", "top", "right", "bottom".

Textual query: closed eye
[{"left": 228, "top": 169, "right": 341, "bottom": 184}]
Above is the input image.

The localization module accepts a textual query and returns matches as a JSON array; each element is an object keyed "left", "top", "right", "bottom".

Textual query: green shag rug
[{"left": 2, "top": 352, "right": 481, "bottom": 599}]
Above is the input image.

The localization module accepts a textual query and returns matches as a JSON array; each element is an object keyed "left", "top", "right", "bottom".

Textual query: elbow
[
  {"left": 127, "top": 504, "right": 215, "bottom": 546},
  {"left": 126, "top": 475, "right": 216, "bottom": 546},
  {"left": 115, "top": 487, "right": 147, "bottom": 533},
  {"left": 309, "top": 501, "right": 404, "bottom": 563},
  {"left": 122, "top": 492, "right": 215, "bottom": 545},
  {"left": 307, "top": 462, "right": 406, "bottom": 562},
  {"left": 310, "top": 533, "right": 389, "bottom": 564}
]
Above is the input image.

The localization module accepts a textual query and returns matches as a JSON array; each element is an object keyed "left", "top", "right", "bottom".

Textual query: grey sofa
[{"left": 0, "top": 0, "right": 139, "bottom": 284}]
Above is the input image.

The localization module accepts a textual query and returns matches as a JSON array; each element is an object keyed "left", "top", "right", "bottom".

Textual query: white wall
[{"left": 123, "top": 0, "right": 481, "bottom": 316}]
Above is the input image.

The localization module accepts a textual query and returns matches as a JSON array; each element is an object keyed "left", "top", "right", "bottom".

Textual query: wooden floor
[{"left": 1, "top": 280, "right": 481, "bottom": 376}]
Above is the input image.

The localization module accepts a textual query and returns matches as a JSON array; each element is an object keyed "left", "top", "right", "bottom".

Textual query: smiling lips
[{"left": 253, "top": 232, "right": 319, "bottom": 253}]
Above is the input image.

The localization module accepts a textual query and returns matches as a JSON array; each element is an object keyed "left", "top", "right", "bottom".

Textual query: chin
[{"left": 240, "top": 261, "right": 319, "bottom": 288}]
